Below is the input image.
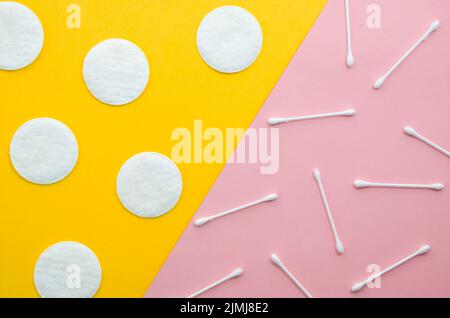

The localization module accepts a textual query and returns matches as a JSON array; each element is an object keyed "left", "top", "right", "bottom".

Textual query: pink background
[{"left": 147, "top": 0, "right": 450, "bottom": 298}]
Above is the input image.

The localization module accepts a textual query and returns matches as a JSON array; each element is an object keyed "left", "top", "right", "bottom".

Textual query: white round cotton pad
[
  {"left": 10, "top": 118, "right": 78, "bottom": 185},
  {"left": 116, "top": 152, "right": 183, "bottom": 218},
  {"left": 83, "top": 38, "right": 150, "bottom": 106},
  {"left": 0, "top": 2, "right": 44, "bottom": 70},
  {"left": 196, "top": 6, "right": 263, "bottom": 73},
  {"left": 34, "top": 241, "right": 102, "bottom": 298}
]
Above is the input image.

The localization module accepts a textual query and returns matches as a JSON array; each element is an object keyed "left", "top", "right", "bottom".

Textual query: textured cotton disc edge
[
  {"left": 196, "top": 6, "right": 263, "bottom": 73},
  {"left": 9, "top": 118, "right": 79, "bottom": 185},
  {"left": 116, "top": 152, "right": 183, "bottom": 218},
  {"left": 83, "top": 38, "right": 150, "bottom": 106},
  {"left": 0, "top": 1, "right": 44, "bottom": 70},
  {"left": 34, "top": 241, "right": 102, "bottom": 298}
]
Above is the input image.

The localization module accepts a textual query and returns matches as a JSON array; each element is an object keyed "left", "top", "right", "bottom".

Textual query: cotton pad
[
  {"left": 116, "top": 152, "right": 182, "bottom": 218},
  {"left": 0, "top": 1, "right": 44, "bottom": 70},
  {"left": 34, "top": 241, "right": 102, "bottom": 298},
  {"left": 196, "top": 6, "right": 263, "bottom": 73},
  {"left": 10, "top": 118, "right": 78, "bottom": 185},
  {"left": 83, "top": 38, "right": 150, "bottom": 106}
]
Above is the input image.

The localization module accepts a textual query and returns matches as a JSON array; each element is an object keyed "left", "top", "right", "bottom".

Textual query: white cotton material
[
  {"left": 0, "top": 1, "right": 44, "bottom": 70},
  {"left": 83, "top": 38, "right": 150, "bottom": 106},
  {"left": 34, "top": 241, "right": 102, "bottom": 298},
  {"left": 197, "top": 6, "right": 263, "bottom": 73},
  {"left": 10, "top": 118, "right": 78, "bottom": 185},
  {"left": 116, "top": 152, "right": 183, "bottom": 218}
]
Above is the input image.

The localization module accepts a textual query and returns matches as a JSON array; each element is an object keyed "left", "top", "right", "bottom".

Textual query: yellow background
[{"left": 0, "top": 0, "right": 326, "bottom": 297}]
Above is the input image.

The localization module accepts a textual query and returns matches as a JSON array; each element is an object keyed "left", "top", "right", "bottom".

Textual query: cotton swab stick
[
  {"left": 268, "top": 109, "right": 355, "bottom": 126},
  {"left": 354, "top": 180, "right": 444, "bottom": 191},
  {"left": 374, "top": 20, "right": 440, "bottom": 89},
  {"left": 313, "top": 169, "right": 345, "bottom": 255},
  {"left": 352, "top": 245, "right": 431, "bottom": 293},
  {"left": 187, "top": 268, "right": 243, "bottom": 298},
  {"left": 404, "top": 126, "right": 450, "bottom": 158},
  {"left": 345, "top": 0, "right": 354, "bottom": 67},
  {"left": 271, "top": 254, "right": 313, "bottom": 298},
  {"left": 195, "top": 193, "right": 278, "bottom": 226}
]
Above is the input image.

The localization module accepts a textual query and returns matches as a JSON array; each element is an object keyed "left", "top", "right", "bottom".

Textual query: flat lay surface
[
  {"left": 1, "top": 0, "right": 448, "bottom": 299},
  {"left": 147, "top": 0, "right": 450, "bottom": 298}
]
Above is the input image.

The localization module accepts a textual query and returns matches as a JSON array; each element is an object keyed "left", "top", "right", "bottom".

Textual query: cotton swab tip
[
  {"left": 404, "top": 126, "right": 417, "bottom": 136},
  {"left": 230, "top": 268, "right": 244, "bottom": 278},
  {"left": 374, "top": 77, "right": 385, "bottom": 89},
  {"left": 343, "top": 109, "right": 356, "bottom": 116},
  {"left": 353, "top": 180, "right": 368, "bottom": 188},
  {"left": 423, "top": 20, "right": 441, "bottom": 39},
  {"left": 431, "top": 183, "right": 444, "bottom": 190},
  {"left": 194, "top": 218, "right": 210, "bottom": 226},
  {"left": 346, "top": 53, "right": 354, "bottom": 67},
  {"left": 351, "top": 281, "right": 367, "bottom": 293},
  {"left": 268, "top": 118, "right": 286, "bottom": 126},
  {"left": 417, "top": 245, "right": 432, "bottom": 255},
  {"left": 336, "top": 240, "right": 345, "bottom": 255},
  {"left": 313, "top": 169, "right": 321, "bottom": 181},
  {"left": 271, "top": 254, "right": 282, "bottom": 266},
  {"left": 264, "top": 193, "right": 278, "bottom": 202},
  {"left": 430, "top": 20, "right": 441, "bottom": 32}
]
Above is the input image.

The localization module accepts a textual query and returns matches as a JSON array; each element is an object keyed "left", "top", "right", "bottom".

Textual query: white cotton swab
[
  {"left": 313, "top": 169, "right": 345, "bottom": 255},
  {"left": 352, "top": 245, "right": 431, "bottom": 293},
  {"left": 345, "top": 0, "right": 354, "bottom": 67},
  {"left": 404, "top": 127, "right": 450, "bottom": 158},
  {"left": 271, "top": 254, "right": 313, "bottom": 298},
  {"left": 354, "top": 180, "right": 444, "bottom": 191},
  {"left": 195, "top": 193, "right": 278, "bottom": 227},
  {"left": 268, "top": 109, "right": 355, "bottom": 126},
  {"left": 187, "top": 268, "right": 243, "bottom": 298},
  {"left": 374, "top": 20, "right": 440, "bottom": 89}
]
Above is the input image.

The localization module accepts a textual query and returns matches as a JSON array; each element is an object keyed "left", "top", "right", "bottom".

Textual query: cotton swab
[
  {"left": 195, "top": 193, "right": 278, "bottom": 226},
  {"left": 313, "top": 169, "right": 345, "bottom": 255},
  {"left": 187, "top": 268, "right": 243, "bottom": 298},
  {"left": 404, "top": 126, "right": 450, "bottom": 158},
  {"left": 271, "top": 254, "right": 313, "bottom": 298},
  {"left": 354, "top": 180, "right": 444, "bottom": 191},
  {"left": 374, "top": 20, "right": 440, "bottom": 89},
  {"left": 352, "top": 245, "right": 431, "bottom": 293},
  {"left": 268, "top": 109, "right": 355, "bottom": 126},
  {"left": 345, "top": 0, "right": 354, "bottom": 67}
]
